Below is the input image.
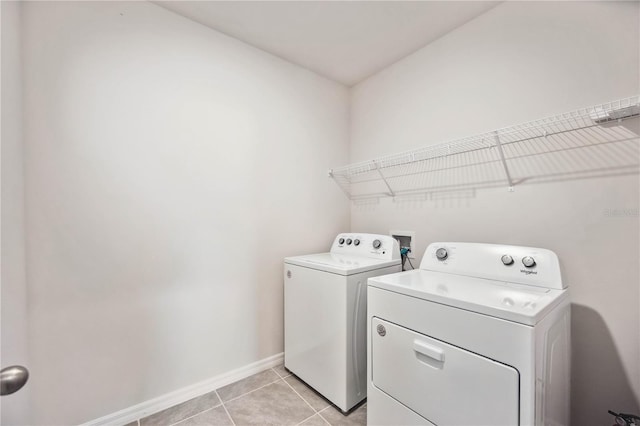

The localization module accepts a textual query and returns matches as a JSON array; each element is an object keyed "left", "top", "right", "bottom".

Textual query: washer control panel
[
  {"left": 331, "top": 233, "right": 400, "bottom": 260},
  {"left": 422, "top": 242, "right": 564, "bottom": 290}
]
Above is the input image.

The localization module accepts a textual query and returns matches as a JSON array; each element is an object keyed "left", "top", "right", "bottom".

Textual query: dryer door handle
[{"left": 413, "top": 340, "right": 445, "bottom": 363}]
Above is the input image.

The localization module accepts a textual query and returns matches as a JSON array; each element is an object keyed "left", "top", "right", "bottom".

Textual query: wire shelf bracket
[
  {"left": 374, "top": 161, "right": 396, "bottom": 197},
  {"left": 492, "top": 131, "right": 515, "bottom": 192}
]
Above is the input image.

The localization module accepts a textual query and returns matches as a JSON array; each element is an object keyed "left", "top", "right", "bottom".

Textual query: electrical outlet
[{"left": 390, "top": 230, "right": 415, "bottom": 259}]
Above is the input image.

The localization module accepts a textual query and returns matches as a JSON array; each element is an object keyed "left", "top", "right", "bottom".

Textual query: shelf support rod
[
  {"left": 492, "top": 132, "right": 515, "bottom": 192},
  {"left": 374, "top": 161, "right": 395, "bottom": 197}
]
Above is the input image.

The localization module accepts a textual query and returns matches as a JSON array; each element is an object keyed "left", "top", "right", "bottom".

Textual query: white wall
[
  {"left": 350, "top": 2, "right": 639, "bottom": 425},
  {"left": 0, "top": 1, "right": 30, "bottom": 424},
  {"left": 21, "top": 1, "right": 349, "bottom": 424}
]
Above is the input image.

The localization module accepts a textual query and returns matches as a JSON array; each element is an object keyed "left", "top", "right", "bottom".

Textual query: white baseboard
[{"left": 83, "top": 352, "right": 284, "bottom": 426}]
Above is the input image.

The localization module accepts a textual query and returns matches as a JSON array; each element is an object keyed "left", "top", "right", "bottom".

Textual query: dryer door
[{"left": 371, "top": 317, "right": 519, "bottom": 426}]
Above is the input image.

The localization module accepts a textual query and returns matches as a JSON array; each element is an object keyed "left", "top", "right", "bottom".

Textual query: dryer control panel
[
  {"left": 421, "top": 242, "right": 564, "bottom": 290},
  {"left": 331, "top": 233, "right": 400, "bottom": 261}
]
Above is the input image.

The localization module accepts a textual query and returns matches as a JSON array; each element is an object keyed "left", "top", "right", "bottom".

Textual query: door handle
[
  {"left": 1, "top": 365, "right": 29, "bottom": 396},
  {"left": 413, "top": 340, "right": 445, "bottom": 362}
]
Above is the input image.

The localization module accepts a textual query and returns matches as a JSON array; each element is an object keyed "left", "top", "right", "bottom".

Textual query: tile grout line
[
  {"left": 316, "top": 406, "right": 332, "bottom": 425},
  {"left": 282, "top": 378, "right": 319, "bottom": 414},
  {"left": 222, "top": 375, "right": 284, "bottom": 404},
  {"left": 276, "top": 367, "right": 324, "bottom": 425},
  {"left": 216, "top": 390, "right": 236, "bottom": 426},
  {"left": 281, "top": 376, "right": 331, "bottom": 426},
  {"left": 279, "top": 370, "right": 335, "bottom": 426},
  {"left": 295, "top": 412, "right": 320, "bottom": 426},
  {"left": 168, "top": 407, "right": 216, "bottom": 426},
  {"left": 271, "top": 366, "right": 292, "bottom": 380}
]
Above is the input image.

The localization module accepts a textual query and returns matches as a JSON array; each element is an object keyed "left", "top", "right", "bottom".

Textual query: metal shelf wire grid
[{"left": 329, "top": 95, "right": 640, "bottom": 200}]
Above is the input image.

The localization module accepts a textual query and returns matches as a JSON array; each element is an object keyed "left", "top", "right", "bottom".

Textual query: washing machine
[
  {"left": 367, "top": 242, "right": 570, "bottom": 426},
  {"left": 285, "top": 233, "right": 401, "bottom": 412}
]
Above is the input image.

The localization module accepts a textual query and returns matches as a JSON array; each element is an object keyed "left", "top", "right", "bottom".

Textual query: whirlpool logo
[{"left": 520, "top": 269, "right": 538, "bottom": 275}]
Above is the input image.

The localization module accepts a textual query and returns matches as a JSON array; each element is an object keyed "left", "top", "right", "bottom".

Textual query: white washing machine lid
[
  {"left": 285, "top": 253, "right": 401, "bottom": 276},
  {"left": 368, "top": 269, "right": 568, "bottom": 325}
]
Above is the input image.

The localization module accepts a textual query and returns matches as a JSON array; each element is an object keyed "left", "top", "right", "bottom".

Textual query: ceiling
[{"left": 154, "top": 1, "right": 500, "bottom": 86}]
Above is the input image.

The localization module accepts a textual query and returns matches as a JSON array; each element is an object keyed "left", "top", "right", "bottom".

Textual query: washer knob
[
  {"left": 346, "top": 238, "right": 352, "bottom": 245},
  {"left": 354, "top": 239, "right": 360, "bottom": 246},
  {"left": 501, "top": 255, "right": 514, "bottom": 265},
  {"left": 522, "top": 256, "right": 536, "bottom": 268},
  {"left": 372, "top": 239, "right": 382, "bottom": 249},
  {"left": 338, "top": 238, "right": 345, "bottom": 245},
  {"left": 435, "top": 248, "right": 448, "bottom": 260}
]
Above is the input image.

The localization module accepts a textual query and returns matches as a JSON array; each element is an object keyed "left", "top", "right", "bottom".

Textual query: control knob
[
  {"left": 338, "top": 238, "right": 345, "bottom": 245},
  {"left": 435, "top": 248, "right": 448, "bottom": 260},
  {"left": 354, "top": 239, "right": 360, "bottom": 246},
  {"left": 372, "top": 239, "right": 382, "bottom": 249},
  {"left": 522, "top": 256, "right": 536, "bottom": 268},
  {"left": 501, "top": 255, "right": 514, "bottom": 266},
  {"left": 346, "top": 238, "right": 352, "bottom": 245}
]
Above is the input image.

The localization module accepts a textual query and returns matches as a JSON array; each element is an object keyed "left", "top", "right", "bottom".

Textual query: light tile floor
[{"left": 126, "top": 365, "right": 366, "bottom": 426}]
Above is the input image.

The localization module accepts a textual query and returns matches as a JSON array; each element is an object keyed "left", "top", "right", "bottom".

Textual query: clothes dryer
[{"left": 367, "top": 242, "right": 570, "bottom": 426}]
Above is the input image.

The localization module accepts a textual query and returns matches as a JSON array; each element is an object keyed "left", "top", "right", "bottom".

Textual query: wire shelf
[{"left": 329, "top": 95, "right": 640, "bottom": 200}]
